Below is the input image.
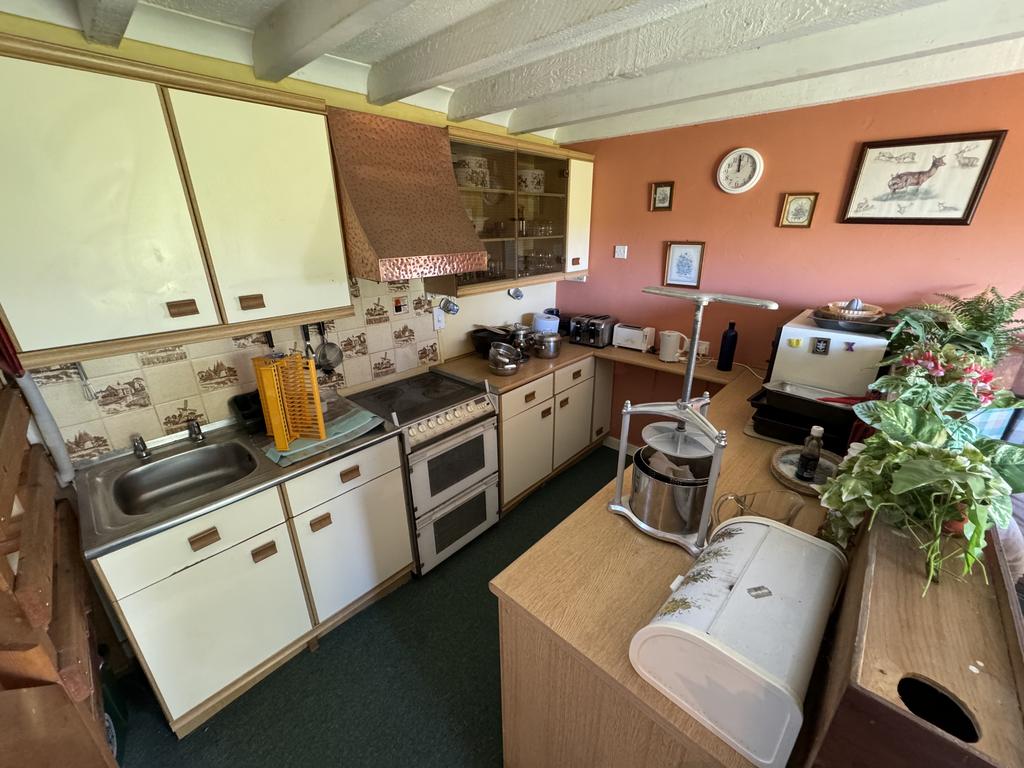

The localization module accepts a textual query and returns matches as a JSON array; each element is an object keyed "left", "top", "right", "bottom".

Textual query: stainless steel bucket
[{"left": 629, "top": 445, "right": 710, "bottom": 537}]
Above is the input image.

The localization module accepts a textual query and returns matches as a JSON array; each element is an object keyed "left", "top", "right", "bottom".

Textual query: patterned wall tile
[
  {"left": 317, "top": 369, "right": 347, "bottom": 396},
  {"left": 391, "top": 321, "right": 416, "bottom": 348},
  {"left": 191, "top": 353, "right": 255, "bottom": 393},
  {"left": 364, "top": 297, "right": 389, "bottom": 326},
  {"left": 37, "top": 381, "right": 102, "bottom": 427},
  {"left": 91, "top": 372, "right": 152, "bottom": 417},
  {"left": 338, "top": 330, "right": 368, "bottom": 359},
  {"left": 32, "top": 364, "right": 80, "bottom": 387},
  {"left": 389, "top": 294, "right": 410, "bottom": 317},
  {"left": 418, "top": 340, "right": 440, "bottom": 365},
  {"left": 369, "top": 351, "right": 396, "bottom": 380},
  {"left": 156, "top": 398, "right": 208, "bottom": 436},
  {"left": 139, "top": 346, "right": 187, "bottom": 366},
  {"left": 61, "top": 420, "right": 111, "bottom": 463}
]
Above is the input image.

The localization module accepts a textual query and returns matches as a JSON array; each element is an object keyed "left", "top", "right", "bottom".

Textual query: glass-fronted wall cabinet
[{"left": 426, "top": 136, "right": 590, "bottom": 296}]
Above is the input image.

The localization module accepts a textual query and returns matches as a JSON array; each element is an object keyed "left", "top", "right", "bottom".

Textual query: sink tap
[
  {"left": 131, "top": 434, "right": 151, "bottom": 461},
  {"left": 187, "top": 418, "right": 206, "bottom": 444}
]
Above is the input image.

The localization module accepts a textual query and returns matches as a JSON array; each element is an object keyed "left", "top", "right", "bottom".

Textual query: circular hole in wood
[{"left": 897, "top": 676, "right": 979, "bottom": 743}]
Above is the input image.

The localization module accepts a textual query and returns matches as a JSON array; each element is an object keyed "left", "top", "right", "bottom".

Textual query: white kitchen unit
[
  {"left": 0, "top": 57, "right": 218, "bottom": 351},
  {"left": 591, "top": 357, "right": 614, "bottom": 442},
  {"left": 565, "top": 158, "right": 594, "bottom": 273},
  {"left": 500, "top": 395, "right": 555, "bottom": 505},
  {"left": 168, "top": 89, "right": 350, "bottom": 323},
  {"left": 553, "top": 377, "right": 595, "bottom": 469},
  {"left": 292, "top": 469, "right": 412, "bottom": 621},
  {"left": 102, "top": 488, "right": 310, "bottom": 721}
]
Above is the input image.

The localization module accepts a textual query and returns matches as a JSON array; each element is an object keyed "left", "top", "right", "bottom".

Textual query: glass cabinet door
[
  {"left": 515, "top": 152, "right": 567, "bottom": 278},
  {"left": 452, "top": 140, "right": 517, "bottom": 285}
]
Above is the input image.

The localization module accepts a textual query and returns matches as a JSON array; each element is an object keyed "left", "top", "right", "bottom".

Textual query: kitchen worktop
[
  {"left": 489, "top": 369, "right": 822, "bottom": 767},
  {"left": 433, "top": 343, "right": 761, "bottom": 394}
]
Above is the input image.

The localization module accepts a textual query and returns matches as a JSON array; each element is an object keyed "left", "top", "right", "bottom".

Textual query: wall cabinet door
[
  {"left": 591, "top": 357, "right": 613, "bottom": 443},
  {"left": 168, "top": 90, "right": 350, "bottom": 323},
  {"left": 565, "top": 159, "right": 593, "bottom": 273},
  {"left": 118, "top": 522, "right": 310, "bottom": 720},
  {"left": 292, "top": 468, "right": 412, "bottom": 621},
  {"left": 553, "top": 377, "right": 594, "bottom": 469},
  {"left": 501, "top": 400, "right": 554, "bottom": 505},
  {"left": 0, "top": 58, "right": 217, "bottom": 351}
]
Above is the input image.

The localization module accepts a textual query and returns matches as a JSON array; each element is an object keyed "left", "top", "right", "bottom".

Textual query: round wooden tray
[{"left": 770, "top": 445, "right": 842, "bottom": 495}]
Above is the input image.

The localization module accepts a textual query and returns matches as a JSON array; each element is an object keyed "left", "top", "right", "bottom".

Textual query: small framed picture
[
  {"left": 778, "top": 192, "right": 819, "bottom": 228},
  {"left": 649, "top": 181, "right": 674, "bottom": 211},
  {"left": 664, "top": 241, "right": 704, "bottom": 288}
]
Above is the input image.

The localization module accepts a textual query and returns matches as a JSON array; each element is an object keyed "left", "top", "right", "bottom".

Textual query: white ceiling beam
[
  {"left": 252, "top": 0, "right": 415, "bottom": 83},
  {"left": 553, "top": 38, "right": 1024, "bottom": 143},
  {"left": 365, "top": 0, "right": 698, "bottom": 106},
  {"left": 76, "top": 0, "right": 137, "bottom": 46},
  {"left": 446, "top": 0, "right": 944, "bottom": 121},
  {"left": 508, "top": 0, "right": 1024, "bottom": 134}
]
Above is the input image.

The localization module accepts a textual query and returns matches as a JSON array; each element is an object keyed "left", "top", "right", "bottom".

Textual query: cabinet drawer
[
  {"left": 119, "top": 521, "right": 311, "bottom": 719},
  {"left": 554, "top": 377, "right": 595, "bottom": 468},
  {"left": 97, "top": 487, "right": 285, "bottom": 600},
  {"left": 554, "top": 357, "right": 595, "bottom": 394},
  {"left": 500, "top": 375, "right": 553, "bottom": 422},
  {"left": 501, "top": 399, "right": 554, "bottom": 505},
  {"left": 284, "top": 437, "right": 402, "bottom": 515},
  {"left": 294, "top": 469, "right": 412, "bottom": 621}
]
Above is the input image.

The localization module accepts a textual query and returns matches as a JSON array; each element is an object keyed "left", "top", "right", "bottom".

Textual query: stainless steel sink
[{"left": 112, "top": 442, "right": 259, "bottom": 516}]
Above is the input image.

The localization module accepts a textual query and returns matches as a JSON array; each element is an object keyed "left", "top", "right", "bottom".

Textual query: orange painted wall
[{"left": 559, "top": 74, "right": 1024, "bottom": 373}]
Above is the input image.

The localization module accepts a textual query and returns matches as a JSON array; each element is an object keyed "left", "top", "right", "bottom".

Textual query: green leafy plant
[
  {"left": 820, "top": 335, "right": 1024, "bottom": 591},
  {"left": 932, "top": 287, "right": 1024, "bottom": 361}
]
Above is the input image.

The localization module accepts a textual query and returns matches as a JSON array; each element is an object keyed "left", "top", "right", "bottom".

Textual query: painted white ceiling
[{"left": 5, "top": 0, "right": 1024, "bottom": 142}]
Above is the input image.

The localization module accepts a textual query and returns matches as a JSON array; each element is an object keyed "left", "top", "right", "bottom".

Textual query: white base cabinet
[
  {"left": 293, "top": 468, "right": 412, "bottom": 621},
  {"left": 591, "top": 357, "right": 614, "bottom": 443},
  {"left": 553, "top": 377, "right": 594, "bottom": 469},
  {"left": 501, "top": 399, "right": 554, "bottom": 505},
  {"left": 118, "top": 521, "right": 311, "bottom": 719}
]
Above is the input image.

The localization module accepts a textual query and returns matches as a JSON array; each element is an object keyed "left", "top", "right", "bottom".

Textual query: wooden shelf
[
  {"left": 457, "top": 186, "right": 515, "bottom": 194},
  {"left": 592, "top": 346, "right": 765, "bottom": 386},
  {"left": 518, "top": 191, "right": 566, "bottom": 198},
  {"left": 519, "top": 234, "right": 565, "bottom": 241},
  {"left": 480, "top": 237, "right": 516, "bottom": 243},
  {"left": 424, "top": 270, "right": 586, "bottom": 298}
]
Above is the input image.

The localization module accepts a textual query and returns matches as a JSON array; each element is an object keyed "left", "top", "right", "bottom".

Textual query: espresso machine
[{"left": 609, "top": 287, "right": 779, "bottom": 555}]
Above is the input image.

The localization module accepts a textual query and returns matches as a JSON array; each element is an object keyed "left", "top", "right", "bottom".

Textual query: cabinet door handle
[
  {"left": 251, "top": 541, "right": 278, "bottom": 564},
  {"left": 595, "top": 426, "right": 605, "bottom": 436},
  {"left": 572, "top": 369, "right": 582, "bottom": 380},
  {"left": 166, "top": 299, "right": 199, "bottom": 318},
  {"left": 524, "top": 391, "right": 536, "bottom": 403},
  {"left": 239, "top": 293, "right": 266, "bottom": 311},
  {"left": 187, "top": 527, "right": 220, "bottom": 552},
  {"left": 559, "top": 397, "right": 569, "bottom": 408},
  {"left": 571, "top": 257, "right": 581, "bottom": 267},
  {"left": 541, "top": 407, "right": 552, "bottom": 418},
  {"left": 340, "top": 465, "right": 361, "bottom": 483},
  {"left": 310, "top": 512, "right": 333, "bottom": 532}
]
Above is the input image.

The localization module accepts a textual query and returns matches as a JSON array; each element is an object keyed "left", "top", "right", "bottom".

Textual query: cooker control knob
[
  {"left": 426, "top": 418, "right": 435, "bottom": 428},
  {"left": 418, "top": 423, "right": 427, "bottom": 433},
  {"left": 408, "top": 428, "right": 416, "bottom": 438},
  {"left": 453, "top": 407, "right": 463, "bottom": 418},
  {"left": 445, "top": 412, "right": 453, "bottom": 422},
  {"left": 467, "top": 403, "right": 475, "bottom": 412}
]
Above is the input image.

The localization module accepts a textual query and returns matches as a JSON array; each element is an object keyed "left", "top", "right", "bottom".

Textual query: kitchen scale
[{"left": 609, "top": 287, "right": 779, "bottom": 555}]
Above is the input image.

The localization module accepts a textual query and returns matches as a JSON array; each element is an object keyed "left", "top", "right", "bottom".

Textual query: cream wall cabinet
[
  {"left": 117, "top": 521, "right": 311, "bottom": 720},
  {"left": 0, "top": 57, "right": 218, "bottom": 351},
  {"left": 565, "top": 159, "right": 593, "bottom": 273},
  {"left": 168, "top": 89, "right": 350, "bottom": 324},
  {"left": 553, "top": 377, "right": 594, "bottom": 469},
  {"left": 292, "top": 468, "right": 412, "bottom": 621},
  {"left": 591, "top": 358, "right": 614, "bottom": 442},
  {"left": 501, "top": 398, "right": 555, "bottom": 505}
]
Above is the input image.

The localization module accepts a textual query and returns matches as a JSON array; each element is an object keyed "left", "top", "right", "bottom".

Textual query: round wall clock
[{"left": 716, "top": 148, "right": 764, "bottom": 194}]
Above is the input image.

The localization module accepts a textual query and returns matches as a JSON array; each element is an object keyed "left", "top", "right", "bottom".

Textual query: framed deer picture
[{"left": 841, "top": 130, "right": 1006, "bottom": 225}]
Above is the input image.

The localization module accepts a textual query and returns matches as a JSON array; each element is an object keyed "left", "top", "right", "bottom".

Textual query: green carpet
[{"left": 120, "top": 447, "right": 622, "bottom": 768}]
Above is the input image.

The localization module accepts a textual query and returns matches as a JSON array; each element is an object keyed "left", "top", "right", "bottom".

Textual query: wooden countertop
[
  {"left": 489, "top": 370, "right": 822, "bottom": 767},
  {"left": 433, "top": 343, "right": 761, "bottom": 394}
]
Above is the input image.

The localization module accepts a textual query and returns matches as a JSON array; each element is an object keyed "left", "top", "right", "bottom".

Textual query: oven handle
[
  {"left": 407, "top": 416, "right": 497, "bottom": 466},
  {"left": 416, "top": 473, "right": 500, "bottom": 530}
]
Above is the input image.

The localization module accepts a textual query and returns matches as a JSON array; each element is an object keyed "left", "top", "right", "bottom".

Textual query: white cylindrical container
[
  {"left": 659, "top": 330, "right": 683, "bottom": 362},
  {"left": 629, "top": 516, "right": 846, "bottom": 768}
]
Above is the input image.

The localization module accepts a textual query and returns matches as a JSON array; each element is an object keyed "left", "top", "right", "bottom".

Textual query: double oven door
[{"left": 406, "top": 416, "right": 499, "bottom": 573}]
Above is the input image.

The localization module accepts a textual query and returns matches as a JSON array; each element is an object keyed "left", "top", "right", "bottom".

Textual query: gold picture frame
[
  {"left": 649, "top": 181, "right": 674, "bottom": 211},
  {"left": 778, "top": 192, "right": 818, "bottom": 228},
  {"left": 663, "top": 241, "right": 704, "bottom": 288}
]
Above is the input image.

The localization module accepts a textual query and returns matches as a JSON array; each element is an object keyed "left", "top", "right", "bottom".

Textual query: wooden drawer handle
[
  {"left": 541, "top": 407, "right": 552, "bottom": 418},
  {"left": 239, "top": 293, "right": 266, "bottom": 311},
  {"left": 559, "top": 397, "right": 569, "bottom": 408},
  {"left": 595, "top": 426, "right": 605, "bottom": 436},
  {"left": 187, "top": 527, "right": 220, "bottom": 552},
  {"left": 524, "top": 391, "right": 536, "bottom": 403},
  {"left": 309, "top": 512, "right": 333, "bottom": 532},
  {"left": 251, "top": 541, "right": 278, "bottom": 564},
  {"left": 571, "top": 257, "right": 581, "bottom": 267},
  {"left": 166, "top": 299, "right": 199, "bottom": 318},
  {"left": 340, "top": 465, "right": 361, "bottom": 483},
  {"left": 572, "top": 369, "right": 582, "bottom": 380}
]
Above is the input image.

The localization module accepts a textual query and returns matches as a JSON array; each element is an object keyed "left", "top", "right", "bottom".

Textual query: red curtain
[{"left": 0, "top": 322, "right": 23, "bottom": 378}]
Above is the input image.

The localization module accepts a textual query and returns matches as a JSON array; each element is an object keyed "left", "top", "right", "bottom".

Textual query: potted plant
[{"left": 820, "top": 288, "right": 1024, "bottom": 590}]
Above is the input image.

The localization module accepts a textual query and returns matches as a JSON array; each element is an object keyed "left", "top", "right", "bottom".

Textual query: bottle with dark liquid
[
  {"left": 795, "top": 426, "right": 824, "bottom": 481},
  {"left": 716, "top": 321, "right": 738, "bottom": 371}
]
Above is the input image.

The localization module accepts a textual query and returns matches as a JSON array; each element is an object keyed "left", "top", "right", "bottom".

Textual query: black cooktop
[{"left": 348, "top": 372, "right": 485, "bottom": 425}]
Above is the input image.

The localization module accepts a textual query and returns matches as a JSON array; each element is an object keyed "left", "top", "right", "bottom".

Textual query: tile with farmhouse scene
[
  {"left": 370, "top": 351, "right": 397, "bottom": 380},
  {"left": 156, "top": 398, "right": 208, "bottom": 436},
  {"left": 413, "top": 294, "right": 433, "bottom": 316},
  {"left": 418, "top": 340, "right": 440, "bottom": 365},
  {"left": 317, "top": 369, "right": 347, "bottom": 397},
  {"left": 60, "top": 419, "right": 111, "bottom": 463},
  {"left": 386, "top": 280, "right": 410, "bottom": 294},
  {"left": 232, "top": 333, "right": 271, "bottom": 353},
  {"left": 191, "top": 353, "right": 255, "bottom": 393},
  {"left": 91, "top": 372, "right": 152, "bottom": 416},
  {"left": 391, "top": 321, "right": 416, "bottom": 347},
  {"left": 31, "top": 364, "right": 80, "bottom": 387},
  {"left": 338, "top": 329, "right": 369, "bottom": 359},
  {"left": 364, "top": 298, "right": 390, "bottom": 326}
]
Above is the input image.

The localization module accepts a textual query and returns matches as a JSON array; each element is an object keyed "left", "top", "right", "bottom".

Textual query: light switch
[
  {"left": 432, "top": 307, "right": 446, "bottom": 331},
  {"left": 614, "top": 245, "right": 628, "bottom": 260}
]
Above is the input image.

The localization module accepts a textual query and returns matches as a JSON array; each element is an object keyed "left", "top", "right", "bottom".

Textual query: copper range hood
[{"left": 326, "top": 108, "right": 487, "bottom": 282}]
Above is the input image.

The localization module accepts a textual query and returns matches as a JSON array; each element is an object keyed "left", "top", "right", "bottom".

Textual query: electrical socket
[
  {"left": 614, "top": 245, "right": 628, "bottom": 259},
  {"left": 682, "top": 338, "right": 710, "bottom": 356}
]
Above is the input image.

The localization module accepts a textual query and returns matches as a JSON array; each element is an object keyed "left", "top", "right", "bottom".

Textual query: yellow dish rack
[{"left": 253, "top": 353, "right": 326, "bottom": 451}]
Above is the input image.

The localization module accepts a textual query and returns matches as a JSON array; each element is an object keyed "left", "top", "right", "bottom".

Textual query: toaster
[
  {"left": 570, "top": 314, "right": 617, "bottom": 348},
  {"left": 612, "top": 323, "right": 655, "bottom": 352}
]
